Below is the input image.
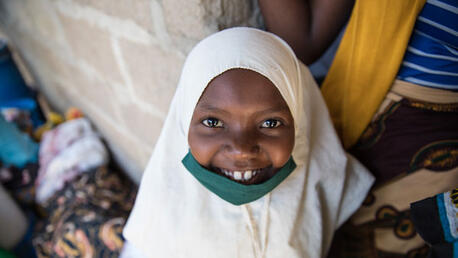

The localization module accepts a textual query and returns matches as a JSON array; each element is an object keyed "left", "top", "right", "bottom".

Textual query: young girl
[{"left": 121, "top": 27, "right": 374, "bottom": 258}]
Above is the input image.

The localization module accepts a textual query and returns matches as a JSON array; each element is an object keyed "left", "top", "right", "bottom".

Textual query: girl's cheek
[
  {"left": 262, "top": 132, "right": 294, "bottom": 167},
  {"left": 189, "top": 134, "right": 222, "bottom": 167}
]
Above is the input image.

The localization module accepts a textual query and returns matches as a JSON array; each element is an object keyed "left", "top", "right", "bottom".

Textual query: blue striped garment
[{"left": 397, "top": 0, "right": 458, "bottom": 91}]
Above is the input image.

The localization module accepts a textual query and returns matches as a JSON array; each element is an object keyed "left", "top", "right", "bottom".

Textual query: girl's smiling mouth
[{"left": 211, "top": 166, "right": 274, "bottom": 184}]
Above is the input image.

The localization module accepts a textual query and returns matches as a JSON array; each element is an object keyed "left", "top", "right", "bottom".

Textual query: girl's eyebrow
[
  {"left": 197, "top": 103, "right": 290, "bottom": 117},
  {"left": 253, "top": 106, "right": 291, "bottom": 117},
  {"left": 196, "top": 104, "right": 231, "bottom": 115}
]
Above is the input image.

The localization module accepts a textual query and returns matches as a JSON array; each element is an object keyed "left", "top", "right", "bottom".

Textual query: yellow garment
[{"left": 321, "top": 0, "right": 426, "bottom": 149}]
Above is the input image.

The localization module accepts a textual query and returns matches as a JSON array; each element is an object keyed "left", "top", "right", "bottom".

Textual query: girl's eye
[
  {"left": 202, "top": 118, "right": 224, "bottom": 128},
  {"left": 261, "top": 119, "right": 282, "bottom": 128}
]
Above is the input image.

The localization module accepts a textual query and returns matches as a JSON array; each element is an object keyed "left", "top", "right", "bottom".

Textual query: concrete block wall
[{"left": 0, "top": 0, "right": 261, "bottom": 183}]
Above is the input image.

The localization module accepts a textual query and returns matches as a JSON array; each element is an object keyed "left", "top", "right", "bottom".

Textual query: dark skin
[
  {"left": 188, "top": 69, "right": 295, "bottom": 185},
  {"left": 258, "top": 0, "right": 355, "bottom": 64}
]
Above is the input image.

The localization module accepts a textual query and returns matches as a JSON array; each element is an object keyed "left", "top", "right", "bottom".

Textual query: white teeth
[
  {"left": 233, "top": 171, "right": 242, "bottom": 180},
  {"left": 222, "top": 169, "right": 231, "bottom": 176},
  {"left": 244, "top": 171, "right": 252, "bottom": 180},
  {"left": 220, "top": 168, "right": 261, "bottom": 181}
]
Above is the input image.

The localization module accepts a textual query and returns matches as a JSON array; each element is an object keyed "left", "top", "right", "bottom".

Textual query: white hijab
[{"left": 123, "top": 27, "right": 374, "bottom": 258}]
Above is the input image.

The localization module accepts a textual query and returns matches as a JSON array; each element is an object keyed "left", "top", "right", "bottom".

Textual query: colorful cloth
[
  {"left": 351, "top": 80, "right": 458, "bottom": 183},
  {"left": 321, "top": 0, "right": 426, "bottom": 149},
  {"left": 396, "top": 0, "right": 458, "bottom": 90},
  {"left": 0, "top": 163, "right": 38, "bottom": 208},
  {"left": 0, "top": 115, "right": 38, "bottom": 168},
  {"left": 328, "top": 81, "right": 458, "bottom": 257},
  {"left": 33, "top": 166, "right": 137, "bottom": 258},
  {"left": 36, "top": 118, "right": 109, "bottom": 204}
]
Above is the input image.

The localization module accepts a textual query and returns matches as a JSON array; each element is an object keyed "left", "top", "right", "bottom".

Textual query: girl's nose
[{"left": 224, "top": 130, "right": 260, "bottom": 159}]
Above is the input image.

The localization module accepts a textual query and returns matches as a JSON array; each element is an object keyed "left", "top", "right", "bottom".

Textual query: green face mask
[{"left": 181, "top": 151, "right": 297, "bottom": 205}]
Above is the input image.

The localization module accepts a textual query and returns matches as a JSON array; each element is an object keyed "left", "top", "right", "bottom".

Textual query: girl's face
[{"left": 188, "top": 69, "right": 295, "bottom": 185}]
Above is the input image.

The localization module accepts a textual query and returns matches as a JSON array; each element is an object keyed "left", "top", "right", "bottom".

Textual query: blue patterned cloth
[{"left": 397, "top": 0, "right": 458, "bottom": 90}]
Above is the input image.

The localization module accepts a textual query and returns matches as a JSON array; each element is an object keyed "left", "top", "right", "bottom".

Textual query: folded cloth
[{"left": 35, "top": 117, "right": 108, "bottom": 204}]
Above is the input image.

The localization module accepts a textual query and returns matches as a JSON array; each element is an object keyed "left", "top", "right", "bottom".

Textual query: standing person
[
  {"left": 259, "top": 0, "right": 458, "bottom": 257},
  {"left": 121, "top": 27, "right": 373, "bottom": 258}
]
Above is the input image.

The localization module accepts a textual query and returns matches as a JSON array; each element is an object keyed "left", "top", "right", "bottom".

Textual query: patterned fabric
[
  {"left": 352, "top": 98, "right": 458, "bottom": 183},
  {"left": 410, "top": 188, "right": 458, "bottom": 257},
  {"left": 0, "top": 162, "right": 38, "bottom": 208},
  {"left": 397, "top": 0, "right": 458, "bottom": 90},
  {"left": 33, "top": 166, "right": 137, "bottom": 258},
  {"left": 328, "top": 83, "right": 458, "bottom": 257}
]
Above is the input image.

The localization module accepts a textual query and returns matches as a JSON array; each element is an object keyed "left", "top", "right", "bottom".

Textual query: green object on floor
[{"left": 0, "top": 248, "right": 15, "bottom": 258}]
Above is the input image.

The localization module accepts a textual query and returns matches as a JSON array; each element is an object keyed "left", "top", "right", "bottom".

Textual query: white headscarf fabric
[{"left": 123, "top": 27, "right": 374, "bottom": 258}]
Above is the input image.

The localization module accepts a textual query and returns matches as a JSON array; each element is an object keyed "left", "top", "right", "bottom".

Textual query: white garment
[
  {"left": 36, "top": 118, "right": 109, "bottom": 203},
  {"left": 123, "top": 27, "right": 374, "bottom": 258}
]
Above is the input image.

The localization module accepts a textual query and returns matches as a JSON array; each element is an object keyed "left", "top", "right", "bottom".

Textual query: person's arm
[{"left": 258, "top": 0, "right": 354, "bottom": 65}]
